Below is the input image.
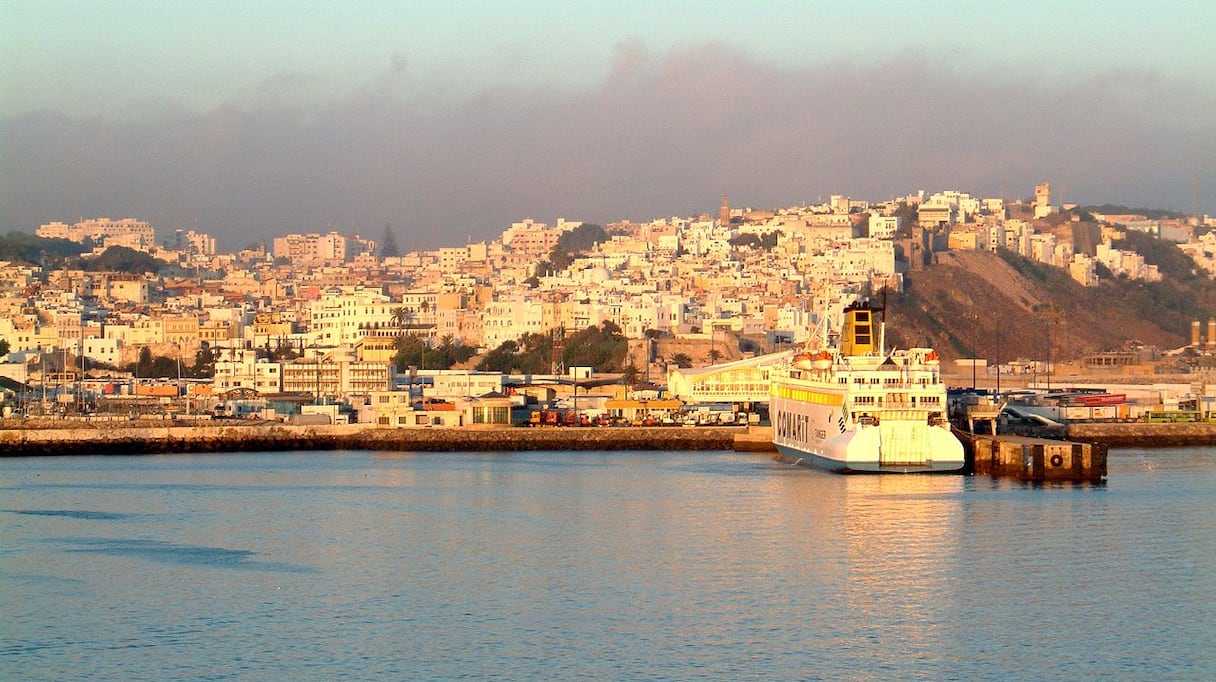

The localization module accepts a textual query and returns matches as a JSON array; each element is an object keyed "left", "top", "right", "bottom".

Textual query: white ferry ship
[{"left": 770, "top": 300, "right": 965, "bottom": 473}]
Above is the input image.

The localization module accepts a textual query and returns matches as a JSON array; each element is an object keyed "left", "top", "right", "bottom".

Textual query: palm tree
[
  {"left": 390, "top": 306, "right": 411, "bottom": 333},
  {"left": 707, "top": 348, "right": 723, "bottom": 364},
  {"left": 670, "top": 352, "right": 693, "bottom": 369},
  {"left": 438, "top": 334, "right": 456, "bottom": 367},
  {"left": 621, "top": 363, "right": 640, "bottom": 388}
]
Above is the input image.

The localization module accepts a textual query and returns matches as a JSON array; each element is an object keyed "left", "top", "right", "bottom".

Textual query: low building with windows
[
  {"left": 466, "top": 392, "right": 514, "bottom": 426},
  {"left": 666, "top": 352, "right": 790, "bottom": 405},
  {"left": 361, "top": 392, "right": 464, "bottom": 428}
]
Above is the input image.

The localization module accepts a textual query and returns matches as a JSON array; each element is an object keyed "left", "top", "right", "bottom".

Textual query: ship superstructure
[{"left": 770, "top": 300, "right": 965, "bottom": 473}]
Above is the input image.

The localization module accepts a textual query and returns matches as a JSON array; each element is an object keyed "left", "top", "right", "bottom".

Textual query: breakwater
[
  {"left": 0, "top": 422, "right": 743, "bottom": 457},
  {"left": 1065, "top": 422, "right": 1216, "bottom": 448},
  {"left": 4, "top": 420, "right": 1211, "bottom": 457}
]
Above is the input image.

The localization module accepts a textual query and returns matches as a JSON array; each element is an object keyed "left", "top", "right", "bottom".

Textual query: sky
[{"left": 2, "top": 1, "right": 1214, "bottom": 250}]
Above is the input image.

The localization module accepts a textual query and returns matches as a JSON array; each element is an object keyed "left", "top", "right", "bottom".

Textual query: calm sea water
[{"left": 2, "top": 447, "right": 1214, "bottom": 681}]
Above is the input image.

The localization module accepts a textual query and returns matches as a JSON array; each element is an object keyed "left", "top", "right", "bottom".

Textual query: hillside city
[{"left": 2, "top": 182, "right": 1214, "bottom": 426}]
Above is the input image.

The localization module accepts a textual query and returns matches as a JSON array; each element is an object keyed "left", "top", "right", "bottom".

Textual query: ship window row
[
  {"left": 695, "top": 381, "right": 766, "bottom": 393},
  {"left": 774, "top": 386, "right": 843, "bottom": 406},
  {"left": 849, "top": 394, "right": 941, "bottom": 407}
]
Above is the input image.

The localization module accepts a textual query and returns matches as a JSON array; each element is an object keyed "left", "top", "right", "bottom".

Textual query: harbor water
[{"left": 2, "top": 447, "right": 1214, "bottom": 680}]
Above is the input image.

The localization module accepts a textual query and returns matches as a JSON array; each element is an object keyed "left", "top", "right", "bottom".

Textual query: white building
[
  {"left": 308, "top": 288, "right": 396, "bottom": 346},
  {"left": 272, "top": 232, "right": 375, "bottom": 267},
  {"left": 212, "top": 350, "right": 282, "bottom": 394},
  {"left": 38, "top": 218, "right": 157, "bottom": 251},
  {"left": 1069, "top": 253, "right": 1098, "bottom": 286},
  {"left": 481, "top": 298, "right": 549, "bottom": 348},
  {"left": 868, "top": 215, "right": 900, "bottom": 239}
]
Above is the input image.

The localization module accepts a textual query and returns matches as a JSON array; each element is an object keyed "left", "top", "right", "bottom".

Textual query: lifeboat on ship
[{"left": 793, "top": 349, "right": 833, "bottom": 370}]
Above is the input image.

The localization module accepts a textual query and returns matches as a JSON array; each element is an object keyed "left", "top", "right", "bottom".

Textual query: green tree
[
  {"left": 124, "top": 348, "right": 181, "bottom": 379},
  {"left": 474, "top": 324, "right": 628, "bottom": 373},
  {"left": 150, "top": 356, "right": 179, "bottom": 378},
  {"left": 190, "top": 346, "right": 217, "bottom": 378},
  {"left": 80, "top": 246, "right": 166, "bottom": 274},
  {"left": 137, "top": 347, "right": 153, "bottom": 376},
  {"left": 890, "top": 203, "right": 918, "bottom": 237},
  {"left": 0, "top": 232, "right": 87, "bottom": 266},
  {"left": 669, "top": 352, "right": 693, "bottom": 368},
  {"left": 393, "top": 333, "right": 428, "bottom": 372},
  {"left": 1080, "top": 204, "right": 1186, "bottom": 221},
  {"left": 728, "top": 232, "right": 776, "bottom": 250},
  {"left": 380, "top": 223, "right": 400, "bottom": 258},
  {"left": 562, "top": 321, "right": 628, "bottom": 371},
  {"left": 536, "top": 223, "right": 609, "bottom": 274},
  {"left": 475, "top": 339, "right": 524, "bottom": 374},
  {"left": 621, "top": 363, "right": 640, "bottom": 388},
  {"left": 391, "top": 306, "right": 412, "bottom": 332},
  {"left": 0, "top": 338, "right": 9, "bottom": 357}
]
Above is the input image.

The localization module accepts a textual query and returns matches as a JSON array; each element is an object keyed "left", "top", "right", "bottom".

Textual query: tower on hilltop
[
  {"left": 720, "top": 195, "right": 731, "bottom": 225},
  {"left": 1034, "top": 182, "right": 1054, "bottom": 219}
]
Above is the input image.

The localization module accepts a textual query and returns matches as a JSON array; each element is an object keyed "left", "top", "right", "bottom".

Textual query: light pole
[
  {"left": 1046, "top": 316, "right": 1053, "bottom": 391},
  {"left": 175, "top": 341, "right": 183, "bottom": 417},
  {"left": 995, "top": 328, "right": 1002, "bottom": 396},
  {"left": 77, "top": 316, "right": 84, "bottom": 415},
  {"left": 313, "top": 343, "right": 322, "bottom": 405},
  {"left": 967, "top": 312, "right": 979, "bottom": 391},
  {"left": 39, "top": 346, "right": 47, "bottom": 415}
]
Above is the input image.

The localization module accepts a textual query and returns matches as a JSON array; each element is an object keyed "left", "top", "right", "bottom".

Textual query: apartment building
[
  {"left": 38, "top": 217, "right": 156, "bottom": 251},
  {"left": 272, "top": 232, "right": 375, "bottom": 267}
]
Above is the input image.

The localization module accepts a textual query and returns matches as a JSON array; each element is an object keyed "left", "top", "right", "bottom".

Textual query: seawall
[
  {"left": 4, "top": 420, "right": 1210, "bottom": 457},
  {"left": 1065, "top": 422, "right": 1216, "bottom": 448},
  {"left": 0, "top": 423, "right": 743, "bottom": 457}
]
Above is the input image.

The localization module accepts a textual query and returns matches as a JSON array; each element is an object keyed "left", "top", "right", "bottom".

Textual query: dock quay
[
  {"left": 0, "top": 421, "right": 743, "bottom": 457},
  {"left": 966, "top": 433, "right": 1107, "bottom": 482},
  {"left": 1064, "top": 421, "right": 1216, "bottom": 448}
]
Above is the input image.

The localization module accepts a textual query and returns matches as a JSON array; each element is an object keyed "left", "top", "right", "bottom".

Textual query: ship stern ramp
[{"left": 842, "top": 421, "right": 964, "bottom": 473}]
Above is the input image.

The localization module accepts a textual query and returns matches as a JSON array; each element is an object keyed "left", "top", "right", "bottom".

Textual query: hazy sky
[{"left": 2, "top": 1, "right": 1214, "bottom": 249}]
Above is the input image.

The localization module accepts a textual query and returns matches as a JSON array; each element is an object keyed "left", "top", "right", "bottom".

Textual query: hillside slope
[{"left": 883, "top": 250, "right": 1188, "bottom": 364}]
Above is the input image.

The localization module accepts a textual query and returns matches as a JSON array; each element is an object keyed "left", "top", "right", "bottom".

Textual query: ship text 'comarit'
[{"left": 774, "top": 408, "right": 826, "bottom": 445}]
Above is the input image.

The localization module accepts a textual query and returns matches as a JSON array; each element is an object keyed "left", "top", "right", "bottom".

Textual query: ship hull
[
  {"left": 773, "top": 443, "right": 965, "bottom": 474},
  {"left": 770, "top": 391, "right": 964, "bottom": 474}
]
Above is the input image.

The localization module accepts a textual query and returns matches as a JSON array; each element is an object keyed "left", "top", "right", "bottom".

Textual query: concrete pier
[
  {"left": 968, "top": 434, "right": 1107, "bottom": 482},
  {"left": 0, "top": 422, "right": 743, "bottom": 457},
  {"left": 732, "top": 426, "right": 777, "bottom": 453},
  {"left": 1065, "top": 421, "right": 1216, "bottom": 448}
]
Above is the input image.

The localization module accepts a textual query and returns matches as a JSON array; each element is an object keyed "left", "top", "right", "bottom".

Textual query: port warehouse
[{"left": 967, "top": 383, "right": 1216, "bottom": 425}]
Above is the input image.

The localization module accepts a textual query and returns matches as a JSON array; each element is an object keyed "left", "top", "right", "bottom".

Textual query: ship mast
[{"left": 878, "top": 287, "right": 888, "bottom": 356}]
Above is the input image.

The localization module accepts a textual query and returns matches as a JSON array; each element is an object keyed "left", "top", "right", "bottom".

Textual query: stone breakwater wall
[
  {"left": 0, "top": 423, "right": 743, "bottom": 457},
  {"left": 1065, "top": 422, "right": 1216, "bottom": 448}
]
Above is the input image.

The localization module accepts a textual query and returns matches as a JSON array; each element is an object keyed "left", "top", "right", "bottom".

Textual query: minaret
[{"left": 719, "top": 195, "right": 730, "bottom": 225}]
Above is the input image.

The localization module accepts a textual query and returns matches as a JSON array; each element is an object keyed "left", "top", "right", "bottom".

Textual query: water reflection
[
  {"left": 1, "top": 450, "right": 1213, "bottom": 680},
  {"left": 57, "top": 537, "right": 318, "bottom": 573},
  {"left": 4, "top": 509, "right": 136, "bottom": 521}
]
